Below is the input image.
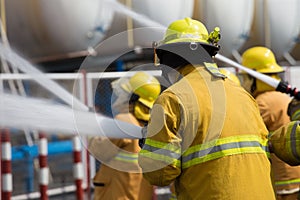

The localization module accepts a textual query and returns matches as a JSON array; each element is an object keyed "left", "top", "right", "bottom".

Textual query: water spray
[
  {"left": 0, "top": 0, "right": 168, "bottom": 138},
  {"left": 0, "top": 43, "right": 145, "bottom": 138},
  {"left": 104, "top": 0, "right": 165, "bottom": 28},
  {"left": 0, "top": 93, "right": 142, "bottom": 139},
  {"left": 215, "top": 54, "right": 300, "bottom": 100},
  {"left": 0, "top": 42, "right": 88, "bottom": 111}
]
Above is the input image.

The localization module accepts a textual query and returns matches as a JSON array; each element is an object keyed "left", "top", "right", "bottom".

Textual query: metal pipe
[
  {"left": 12, "top": 185, "right": 78, "bottom": 200},
  {"left": 79, "top": 70, "right": 91, "bottom": 199},
  {"left": 30, "top": 50, "right": 93, "bottom": 64},
  {"left": 263, "top": 0, "right": 271, "bottom": 47},
  {"left": 126, "top": 0, "right": 134, "bottom": 48}
]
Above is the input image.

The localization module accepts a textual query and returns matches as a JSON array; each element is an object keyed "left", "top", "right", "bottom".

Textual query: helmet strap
[
  {"left": 154, "top": 50, "right": 160, "bottom": 67},
  {"left": 251, "top": 78, "right": 257, "bottom": 94}
]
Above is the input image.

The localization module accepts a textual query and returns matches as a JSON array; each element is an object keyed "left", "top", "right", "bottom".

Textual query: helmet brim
[
  {"left": 155, "top": 42, "right": 219, "bottom": 69},
  {"left": 258, "top": 63, "right": 284, "bottom": 73},
  {"left": 138, "top": 98, "right": 154, "bottom": 109}
]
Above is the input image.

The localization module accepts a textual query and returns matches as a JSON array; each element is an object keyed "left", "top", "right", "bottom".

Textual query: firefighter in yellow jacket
[
  {"left": 89, "top": 72, "right": 160, "bottom": 200},
  {"left": 269, "top": 120, "right": 300, "bottom": 166},
  {"left": 269, "top": 90, "right": 300, "bottom": 166},
  {"left": 268, "top": 90, "right": 300, "bottom": 200},
  {"left": 240, "top": 46, "right": 300, "bottom": 199},
  {"left": 138, "top": 17, "right": 275, "bottom": 199},
  {"left": 270, "top": 97, "right": 300, "bottom": 167},
  {"left": 269, "top": 85, "right": 300, "bottom": 167}
]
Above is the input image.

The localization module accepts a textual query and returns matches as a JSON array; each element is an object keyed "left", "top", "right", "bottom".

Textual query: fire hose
[{"left": 215, "top": 54, "right": 300, "bottom": 100}]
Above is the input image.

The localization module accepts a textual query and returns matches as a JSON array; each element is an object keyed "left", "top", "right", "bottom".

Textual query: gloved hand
[
  {"left": 111, "top": 77, "right": 131, "bottom": 113},
  {"left": 287, "top": 98, "right": 300, "bottom": 121},
  {"left": 139, "top": 126, "right": 148, "bottom": 148}
]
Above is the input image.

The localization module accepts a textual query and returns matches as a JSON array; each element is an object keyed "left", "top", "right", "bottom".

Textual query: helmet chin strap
[{"left": 251, "top": 78, "right": 257, "bottom": 94}]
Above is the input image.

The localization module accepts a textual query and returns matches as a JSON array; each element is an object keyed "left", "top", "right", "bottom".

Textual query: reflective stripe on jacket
[
  {"left": 138, "top": 65, "right": 275, "bottom": 200},
  {"left": 114, "top": 151, "right": 139, "bottom": 163},
  {"left": 141, "top": 135, "right": 269, "bottom": 169},
  {"left": 256, "top": 91, "right": 300, "bottom": 193}
]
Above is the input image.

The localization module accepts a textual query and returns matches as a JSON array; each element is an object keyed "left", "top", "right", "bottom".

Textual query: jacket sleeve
[
  {"left": 88, "top": 137, "right": 131, "bottom": 162},
  {"left": 268, "top": 121, "right": 300, "bottom": 166},
  {"left": 138, "top": 91, "right": 183, "bottom": 186},
  {"left": 88, "top": 113, "right": 137, "bottom": 162}
]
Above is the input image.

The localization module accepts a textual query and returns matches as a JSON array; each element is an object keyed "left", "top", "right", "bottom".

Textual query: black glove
[
  {"left": 139, "top": 126, "right": 147, "bottom": 148},
  {"left": 287, "top": 98, "right": 300, "bottom": 121}
]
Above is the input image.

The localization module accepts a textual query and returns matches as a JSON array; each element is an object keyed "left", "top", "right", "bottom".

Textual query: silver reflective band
[{"left": 290, "top": 121, "right": 300, "bottom": 160}]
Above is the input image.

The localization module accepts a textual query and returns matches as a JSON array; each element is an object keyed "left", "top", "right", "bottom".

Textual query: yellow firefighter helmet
[
  {"left": 121, "top": 72, "right": 161, "bottom": 121},
  {"left": 241, "top": 46, "right": 284, "bottom": 73},
  {"left": 241, "top": 46, "right": 283, "bottom": 94},
  {"left": 162, "top": 17, "right": 210, "bottom": 44},
  {"left": 154, "top": 17, "right": 221, "bottom": 67}
]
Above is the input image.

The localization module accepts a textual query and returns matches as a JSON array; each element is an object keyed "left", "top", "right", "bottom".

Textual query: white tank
[
  {"left": 6, "top": 0, "right": 114, "bottom": 59},
  {"left": 195, "top": 0, "right": 254, "bottom": 58},
  {"left": 6, "top": 0, "right": 194, "bottom": 61},
  {"left": 90, "top": 0, "right": 194, "bottom": 57},
  {"left": 251, "top": 0, "right": 300, "bottom": 60},
  {"left": 131, "top": 0, "right": 194, "bottom": 27}
]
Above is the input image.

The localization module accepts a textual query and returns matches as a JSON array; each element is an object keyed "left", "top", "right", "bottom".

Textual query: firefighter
[
  {"left": 268, "top": 121, "right": 300, "bottom": 166},
  {"left": 240, "top": 46, "right": 300, "bottom": 199},
  {"left": 88, "top": 72, "right": 160, "bottom": 200},
  {"left": 138, "top": 17, "right": 275, "bottom": 199},
  {"left": 269, "top": 92, "right": 300, "bottom": 171},
  {"left": 268, "top": 86, "right": 300, "bottom": 167}
]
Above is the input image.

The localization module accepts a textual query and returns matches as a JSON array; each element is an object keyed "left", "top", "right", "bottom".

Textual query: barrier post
[
  {"left": 81, "top": 69, "right": 91, "bottom": 199},
  {"left": 1, "top": 128, "right": 12, "bottom": 200},
  {"left": 38, "top": 132, "right": 49, "bottom": 200},
  {"left": 73, "top": 136, "right": 84, "bottom": 200}
]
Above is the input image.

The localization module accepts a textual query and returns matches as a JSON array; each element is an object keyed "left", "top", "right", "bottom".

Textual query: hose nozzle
[{"left": 276, "top": 81, "right": 300, "bottom": 100}]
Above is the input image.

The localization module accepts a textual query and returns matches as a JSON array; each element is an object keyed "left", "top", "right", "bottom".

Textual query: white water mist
[
  {"left": 0, "top": 0, "right": 167, "bottom": 138},
  {"left": 0, "top": 42, "right": 88, "bottom": 111},
  {"left": 0, "top": 93, "right": 142, "bottom": 139},
  {"left": 104, "top": 0, "right": 166, "bottom": 29}
]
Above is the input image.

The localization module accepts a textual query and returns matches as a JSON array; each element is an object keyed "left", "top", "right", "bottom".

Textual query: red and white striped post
[
  {"left": 1, "top": 128, "right": 12, "bottom": 200},
  {"left": 72, "top": 136, "right": 84, "bottom": 200},
  {"left": 81, "top": 70, "right": 91, "bottom": 198},
  {"left": 38, "top": 132, "right": 49, "bottom": 200}
]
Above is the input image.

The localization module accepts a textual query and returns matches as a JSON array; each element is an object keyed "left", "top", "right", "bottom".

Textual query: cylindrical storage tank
[
  {"left": 5, "top": 0, "right": 114, "bottom": 60},
  {"left": 195, "top": 0, "right": 254, "bottom": 58},
  {"left": 89, "top": 0, "right": 194, "bottom": 58},
  {"left": 256, "top": 0, "right": 300, "bottom": 60},
  {"left": 131, "top": 0, "right": 194, "bottom": 27},
  {"left": 258, "top": 0, "right": 300, "bottom": 59}
]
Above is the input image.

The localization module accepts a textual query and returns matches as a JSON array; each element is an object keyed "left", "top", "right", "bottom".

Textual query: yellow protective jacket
[
  {"left": 89, "top": 113, "right": 153, "bottom": 200},
  {"left": 138, "top": 65, "right": 275, "bottom": 200},
  {"left": 256, "top": 91, "right": 300, "bottom": 194},
  {"left": 269, "top": 121, "right": 300, "bottom": 166}
]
